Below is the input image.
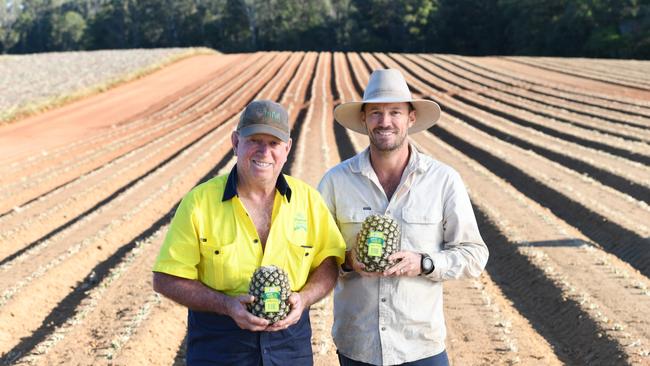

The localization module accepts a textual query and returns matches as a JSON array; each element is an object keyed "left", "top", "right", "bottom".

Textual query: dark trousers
[
  {"left": 338, "top": 350, "right": 450, "bottom": 366},
  {"left": 186, "top": 309, "right": 313, "bottom": 366}
]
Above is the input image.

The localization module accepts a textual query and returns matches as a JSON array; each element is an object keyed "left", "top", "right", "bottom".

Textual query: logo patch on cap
[{"left": 265, "top": 110, "right": 281, "bottom": 121}]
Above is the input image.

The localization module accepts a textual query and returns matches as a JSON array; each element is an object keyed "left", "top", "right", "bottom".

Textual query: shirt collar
[
  {"left": 350, "top": 142, "right": 428, "bottom": 176},
  {"left": 222, "top": 165, "right": 292, "bottom": 202}
]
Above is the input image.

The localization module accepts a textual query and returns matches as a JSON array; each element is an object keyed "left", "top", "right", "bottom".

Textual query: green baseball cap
[{"left": 237, "top": 100, "right": 290, "bottom": 142}]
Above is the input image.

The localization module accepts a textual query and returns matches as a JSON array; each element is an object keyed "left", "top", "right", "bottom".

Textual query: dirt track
[{"left": 1, "top": 52, "right": 649, "bottom": 366}]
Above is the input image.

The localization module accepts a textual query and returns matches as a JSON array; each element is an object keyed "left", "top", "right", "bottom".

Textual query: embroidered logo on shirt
[{"left": 294, "top": 213, "right": 307, "bottom": 232}]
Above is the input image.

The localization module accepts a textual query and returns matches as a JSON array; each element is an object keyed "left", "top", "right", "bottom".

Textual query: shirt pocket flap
[
  {"left": 402, "top": 206, "right": 442, "bottom": 224},
  {"left": 338, "top": 207, "right": 368, "bottom": 224}
]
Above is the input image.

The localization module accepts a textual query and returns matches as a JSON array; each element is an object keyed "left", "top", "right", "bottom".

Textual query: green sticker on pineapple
[
  {"left": 367, "top": 231, "right": 385, "bottom": 257},
  {"left": 263, "top": 286, "right": 281, "bottom": 313}
]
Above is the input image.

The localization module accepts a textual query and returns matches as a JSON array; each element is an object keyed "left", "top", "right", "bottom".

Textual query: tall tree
[
  {"left": 219, "top": 0, "right": 253, "bottom": 51},
  {"left": 50, "top": 10, "right": 86, "bottom": 50},
  {"left": 0, "top": 0, "right": 24, "bottom": 52},
  {"left": 434, "top": 0, "right": 505, "bottom": 55},
  {"left": 349, "top": 0, "right": 437, "bottom": 52},
  {"left": 85, "top": 0, "right": 130, "bottom": 49}
]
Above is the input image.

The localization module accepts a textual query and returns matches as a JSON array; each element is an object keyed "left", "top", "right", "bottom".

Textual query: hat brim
[
  {"left": 238, "top": 124, "right": 290, "bottom": 142},
  {"left": 334, "top": 99, "right": 441, "bottom": 135}
]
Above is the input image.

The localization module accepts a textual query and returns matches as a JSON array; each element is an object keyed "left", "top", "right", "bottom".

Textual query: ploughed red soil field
[{"left": 1, "top": 52, "right": 649, "bottom": 365}]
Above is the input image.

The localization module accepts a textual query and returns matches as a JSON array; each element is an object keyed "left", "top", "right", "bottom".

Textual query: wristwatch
[{"left": 420, "top": 253, "right": 434, "bottom": 275}]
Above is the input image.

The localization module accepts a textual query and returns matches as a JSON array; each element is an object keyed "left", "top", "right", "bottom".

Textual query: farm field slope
[{"left": 0, "top": 51, "right": 649, "bottom": 366}]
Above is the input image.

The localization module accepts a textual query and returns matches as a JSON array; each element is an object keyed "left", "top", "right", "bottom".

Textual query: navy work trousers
[{"left": 186, "top": 309, "right": 313, "bottom": 366}]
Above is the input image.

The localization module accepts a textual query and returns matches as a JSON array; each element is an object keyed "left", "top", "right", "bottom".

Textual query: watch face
[{"left": 422, "top": 256, "right": 434, "bottom": 273}]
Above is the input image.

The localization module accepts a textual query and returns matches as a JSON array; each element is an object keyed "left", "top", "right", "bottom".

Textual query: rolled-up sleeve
[{"left": 428, "top": 171, "right": 488, "bottom": 281}]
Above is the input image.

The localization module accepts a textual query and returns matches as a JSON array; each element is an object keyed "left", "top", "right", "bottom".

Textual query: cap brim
[
  {"left": 334, "top": 99, "right": 441, "bottom": 135},
  {"left": 238, "top": 124, "right": 290, "bottom": 142}
]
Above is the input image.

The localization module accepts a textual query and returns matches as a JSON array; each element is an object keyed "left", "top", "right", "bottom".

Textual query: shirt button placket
[{"left": 378, "top": 277, "right": 393, "bottom": 362}]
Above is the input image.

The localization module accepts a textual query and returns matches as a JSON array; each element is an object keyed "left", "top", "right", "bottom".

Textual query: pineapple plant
[
  {"left": 356, "top": 214, "right": 401, "bottom": 272},
  {"left": 248, "top": 265, "right": 291, "bottom": 323}
]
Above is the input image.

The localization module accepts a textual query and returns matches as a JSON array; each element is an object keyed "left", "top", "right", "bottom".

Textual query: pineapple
[
  {"left": 248, "top": 265, "right": 291, "bottom": 323},
  {"left": 356, "top": 214, "right": 401, "bottom": 272}
]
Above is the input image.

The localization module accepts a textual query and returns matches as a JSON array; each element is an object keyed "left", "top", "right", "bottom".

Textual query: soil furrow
[
  {"left": 284, "top": 55, "right": 319, "bottom": 175},
  {"left": 257, "top": 52, "right": 304, "bottom": 101},
  {"left": 372, "top": 52, "right": 650, "bottom": 234},
  {"left": 455, "top": 90, "right": 650, "bottom": 144},
  {"left": 425, "top": 54, "right": 650, "bottom": 133},
  {"left": 338, "top": 53, "right": 372, "bottom": 152},
  {"left": 430, "top": 123, "right": 650, "bottom": 277},
  {"left": 0, "top": 52, "right": 294, "bottom": 359},
  {"left": 487, "top": 57, "right": 650, "bottom": 108},
  {"left": 0, "top": 112, "right": 223, "bottom": 267},
  {"left": 21, "top": 154, "right": 238, "bottom": 365},
  {"left": 332, "top": 52, "right": 365, "bottom": 158},
  {"left": 15, "top": 53, "right": 313, "bottom": 365},
  {"left": 0, "top": 117, "right": 236, "bottom": 363},
  {"left": 277, "top": 52, "right": 307, "bottom": 102},
  {"left": 406, "top": 54, "right": 650, "bottom": 159},
  {"left": 0, "top": 53, "right": 274, "bottom": 214},
  {"left": 413, "top": 132, "right": 650, "bottom": 364},
  {"left": 0, "top": 54, "right": 241, "bottom": 168},
  {"left": 338, "top": 53, "right": 562, "bottom": 365},
  {"left": 293, "top": 53, "right": 340, "bottom": 187},
  {"left": 524, "top": 57, "right": 650, "bottom": 87},
  {"left": 377, "top": 52, "right": 650, "bottom": 204},
  {"left": 440, "top": 55, "right": 650, "bottom": 121},
  {"left": 507, "top": 57, "right": 650, "bottom": 92},
  {"left": 0, "top": 53, "right": 290, "bottom": 263},
  {"left": 3, "top": 51, "right": 650, "bottom": 366},
  {"left": 0, "top": 54, "right": 251, "bottom": 182},
  {"left": 0, "top": 107, "right": 220, "bottom": 250}
]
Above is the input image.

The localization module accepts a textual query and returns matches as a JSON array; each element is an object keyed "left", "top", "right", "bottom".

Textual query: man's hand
[
  {"left": 384, "top": 251, "right": 421, "bottom": 277},
  {"left": 345, "top": 249, "right": 383, "bottom": 277},
  {"left": 267, "top": 292, "right": 305, "bottom": 331},
  {"left": 347, "top": 233, "right": 384, "bottom": 277},
  {"left": 226, "top": 294, "right": 269, "bottom": 331}
]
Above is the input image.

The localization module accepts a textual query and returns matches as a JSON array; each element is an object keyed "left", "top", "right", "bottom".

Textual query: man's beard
[{"left": 369, "top": 128, "right": 407, "bottom": 152}]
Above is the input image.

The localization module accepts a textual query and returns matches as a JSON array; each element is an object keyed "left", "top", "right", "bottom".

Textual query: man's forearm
[
  {"left": 152, "top": 272, "right": 233, "bottom": 315},
  {"left": 297, "top": 257, "right": 339, "bottom": 306}
]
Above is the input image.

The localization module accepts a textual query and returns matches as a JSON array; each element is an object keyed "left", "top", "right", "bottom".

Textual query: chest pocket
[
  {"left": 401, "top": 206, "right": 443, "bottom": 252},
  {"left": 198, "top": 239, "right": 243, "bottom": 294},
  {"left": 284, "top": 233, "right": 314, "bottom": 291},
  {"left": 337, "top": 207, "right": 371, "bottom": 251}
]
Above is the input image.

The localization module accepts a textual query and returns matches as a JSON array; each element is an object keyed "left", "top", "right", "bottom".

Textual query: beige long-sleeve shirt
[{"left": 317, "top": 144, "right": 489, "bottom": 365}]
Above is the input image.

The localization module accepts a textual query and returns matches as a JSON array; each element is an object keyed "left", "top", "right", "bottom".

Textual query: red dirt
[
  {"left": 1, "top": 52, "right": 649, "bottom": 366},
  {"left": 0, "top": 54, "right": 240, "bottom": 163}
]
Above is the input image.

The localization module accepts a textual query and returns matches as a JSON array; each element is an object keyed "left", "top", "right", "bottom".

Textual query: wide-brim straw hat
[{"left": 334, "top": 69, "right": 441, "bottom": 134}]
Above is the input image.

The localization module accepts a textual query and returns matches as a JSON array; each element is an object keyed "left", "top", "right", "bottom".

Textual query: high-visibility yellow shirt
[{"left": 153, "top": 166, "right": 346, "bottom": 296}]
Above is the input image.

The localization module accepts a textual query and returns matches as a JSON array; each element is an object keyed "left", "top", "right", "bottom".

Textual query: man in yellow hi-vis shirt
[{"left": 152, "top": 100, "right": 346, "bottom": 366}]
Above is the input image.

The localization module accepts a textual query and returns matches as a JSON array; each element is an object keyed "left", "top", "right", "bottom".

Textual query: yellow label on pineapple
[
  {"left": 263, "top": 286, "right": 281, "bottom": 313},
  {"left": 367, "top": 231, "right": 385, "bottom": 257}
]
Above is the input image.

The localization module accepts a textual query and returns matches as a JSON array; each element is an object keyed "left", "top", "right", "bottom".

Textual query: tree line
[{"left": 1, "top": 0, "right": 649, "bottom": 58}]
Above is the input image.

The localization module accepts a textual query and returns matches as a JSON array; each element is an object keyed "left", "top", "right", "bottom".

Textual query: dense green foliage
[{"left": 1, "top": 0, "right": 649, "bottom": 58}]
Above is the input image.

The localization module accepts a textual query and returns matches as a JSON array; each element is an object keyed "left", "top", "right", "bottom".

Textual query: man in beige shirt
[{"left": 318, "top": 69, "right": 489, "bottom": 365}]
